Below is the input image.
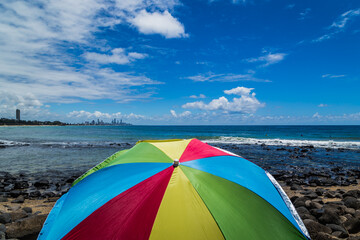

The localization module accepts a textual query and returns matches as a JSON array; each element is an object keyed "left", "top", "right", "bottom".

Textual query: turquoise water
[{"left": 0, "top": 125, "right": 359, "bottom": 173}]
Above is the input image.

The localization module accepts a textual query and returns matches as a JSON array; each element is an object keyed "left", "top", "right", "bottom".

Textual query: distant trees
[{"left": 0, "top": 118, "right": 66, "bottom": 126}]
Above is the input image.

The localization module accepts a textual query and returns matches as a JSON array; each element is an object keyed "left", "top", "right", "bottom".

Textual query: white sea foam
[
  {"left": 0, "top": 139, "right": 29, "bottom": 147},
  {"left": 0, "top": 139, "right": 128, "bottom": 148},
  {"left": 205, "top": 136, "right": 360, "bottom": 150}
]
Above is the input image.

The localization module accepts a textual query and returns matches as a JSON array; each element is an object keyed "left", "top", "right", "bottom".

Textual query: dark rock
[
  {"left": 319, "top": 208, "right": 341, "bottom": 225},
  {"left": 355, "top": 210, "right": 360, "bottom": 218},
  {"left": 11, "top": 195, "right": 24, "bottom": 204},
  {"left": 14, "top": 181, "right": 29, "bottom": 189},
  {"left": 324, "top": 191, "right": 337, "bottom": 198},
  {"left": 348, "top": 236, "right": 360, "bottom": 240},
  {"left": 343, "top": 190, "right": 360, "bottom": 199},
  {"left": 316, "top": 188, "right": 326, "bottom": 196},
  {"left": 311, "top": 208, "right": 325, "bottom": 218},
  {"left": 9, "top": 190, "right": 21, "bottom": 198},
  {"left": 313, "top": 232, "right": 340, "bottom": 240},
  {"left": 303, "top": 219, "right": 332, "bottom": 235},
  {"left": 0, "top": 223, "right": 5, "bottom": 232},
  {"left": 331, "top": 231, "right": 347, "bottom": 238},
  {"left": 28, "top": 190, "right": 41, "bottom": 198},
  {"left": 344, "top": 217, "right": 360, "bottom": 234},
  {"left": 290, "top": 184, "right": 303, "bottom": 190},
  {"left": 343, "top": 196, "right": 360, "bottom": 210},
  {"left": 10, "top": 210, "right": 28, "bottom": 221},
  {"left": 326, "top": 224, "right": 348, "bottom": 238},
  {"left": 34, "top": 179, "right": 49, "bottom": 189},
  {"left": 5, "top": 214, "right": 47, "bottom": 239},
  {"left": 0, "top": 197, "right": 7, "bottom": 203},
  {"left": 345, "top": 207, "right": 356, "bottom": 215},
  {"left": 0, "top": 213, "right": 11, "bottom": 224},
  {"left": 294, "top": 197, "right": 309, "bottom": 208},
  {"left": 22, "top": 207, "right": 32, "bottom": 214},
  {"left": 0, "top": 231, "right": 5, "bottom": 240}
]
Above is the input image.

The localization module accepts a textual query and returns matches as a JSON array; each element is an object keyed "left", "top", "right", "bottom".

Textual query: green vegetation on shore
[{"left": 0, "top": 118, "right": 66, "bottom": 126}]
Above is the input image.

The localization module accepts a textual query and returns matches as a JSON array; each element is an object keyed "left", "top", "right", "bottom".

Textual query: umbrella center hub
[{"left": 173, "top": 159, "right": 179, "bottom": 167}]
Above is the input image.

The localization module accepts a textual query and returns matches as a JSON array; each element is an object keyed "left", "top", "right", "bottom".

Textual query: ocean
[{"left": 0, "top": 125, "right": 359, "bottom": 174}]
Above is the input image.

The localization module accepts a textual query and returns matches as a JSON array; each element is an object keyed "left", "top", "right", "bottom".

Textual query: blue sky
[{"left": 0, "top": 0, "right": 359, "bottom": 124}]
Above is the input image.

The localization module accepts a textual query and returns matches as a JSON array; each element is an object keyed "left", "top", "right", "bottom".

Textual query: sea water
[{"left": 0, "top": 125, "right": 359, "bottom": 173}]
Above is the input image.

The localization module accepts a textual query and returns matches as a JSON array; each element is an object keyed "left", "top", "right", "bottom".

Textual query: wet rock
[
  {"left": 0, "top": 197, "right": 7, "bottom": 203},
  {"left": 5, "top": 214, "right": 47, "bottom": 239},
  {"left": 11, "top": 195, "right": 24, "bottom": 204},
  {"left": 0, "top": 231, "right": 5, "bottom": 240}
]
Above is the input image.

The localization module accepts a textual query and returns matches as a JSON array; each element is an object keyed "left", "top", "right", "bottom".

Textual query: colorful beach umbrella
[{"left": 39, "top": 139, "right": 310, "bottom": 240}]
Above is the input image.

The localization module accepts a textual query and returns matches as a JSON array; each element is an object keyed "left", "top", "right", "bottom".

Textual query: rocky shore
[
  {"left": 0, "top": 142, "right": 359, "bottom": 240},
  {"left": 0, "top": 170, "right": 359, "bottom": 240}
]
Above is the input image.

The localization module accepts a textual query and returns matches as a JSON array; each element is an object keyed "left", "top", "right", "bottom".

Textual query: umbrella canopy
[{"left": 39, "top": 139, "right": 310, "bottom": 240}]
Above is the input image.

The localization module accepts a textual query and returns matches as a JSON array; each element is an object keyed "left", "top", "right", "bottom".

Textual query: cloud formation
[
  {"left": 182, "top": 86, "right": 264, "bottom": 113},
  {"left": 186, "top": 71, "right": 270, "bottom": 82},
  {"left": 170, "top": 110, "right": 191, "bottom": 118},
  {"left": 84, "top": 48, "right": 147, "bottom": 65},
  {"left": 67, "top": 110, "right": 145, "bottom": 121},
  {"left": 0, "top": 0, "right": 184, "bottom": 105},
  {"left": 130, "top": 10, "right": 188, "bottom": 38},
  {"left": 189, "top": 94, "right": 206, "bottom": 99},
  {"left": 322, "top": 74, "right": 346, "bottom": 79},
  {"left": 246, "top": 53, "right": 287, "bottom": 67},
  {"left": 314, "top": 8, "right": 360, "bottom": 42}
]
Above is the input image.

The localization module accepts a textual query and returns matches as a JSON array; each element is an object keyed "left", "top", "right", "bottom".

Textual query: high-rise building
[{"left": 16, "top": 109, "right": 20, "bottom": 121}]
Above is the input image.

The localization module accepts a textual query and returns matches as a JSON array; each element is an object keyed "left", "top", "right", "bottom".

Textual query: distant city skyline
[{"left": 0, "top": 1, "right": 359, "bottom": 125}]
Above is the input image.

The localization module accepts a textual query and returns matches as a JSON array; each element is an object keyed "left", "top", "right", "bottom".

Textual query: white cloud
[
  {"left": 0, "top": 0, "right": 176, "bottom": 105},
  {"left": 170, "top": 110, "right": 191, "bottom": 118},
  {"left": 0, "top": 91, "right": 55, "bottom": 120},
  {"left": 322, "top": 74, "right": 346, "bottom": 78},
  {"left": 189, "top": 94, "right": 206, "bottom": 99},
  {"left": 186, "top": 71, "right": 270, "bottom": 82},
  {"left": 299, "top": 8, "right": 311, "bottom": 20},
  {"left": 286, "top": 4, "right": 295, "bottom": 9},
  {"left": 67, "top": 110, "right": 145, "bottom": 121},
  {"left": 246, "top": 53, "right": 287, "bottom": 67},
  {"left": 331, "top": 8, "right": 360, "bottom": 29},
  {"left": 130, "top": 10, "right": 188, "bottom": 38},
  {"left": 318, "top": 104, "right": 328, "bottom": 107},
  {"left": 314, "top": 8, "right": 360, "bottom": 42},
  {"left": 312, "top": 112, "right": 321, "bottom": 119},
  {"left": 84, "top": 48, "right": 147, "bottom": 65},
  {"left": 182, "top": 87, "right": 264, "bottom": 114},
  {"left": 224, "top": 86, "right": 253, "bottom": 96}
]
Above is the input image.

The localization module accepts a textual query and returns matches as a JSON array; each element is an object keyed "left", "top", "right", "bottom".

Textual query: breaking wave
[{"left": 204, "top": 136, "right": 360, "bottom": 150}]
